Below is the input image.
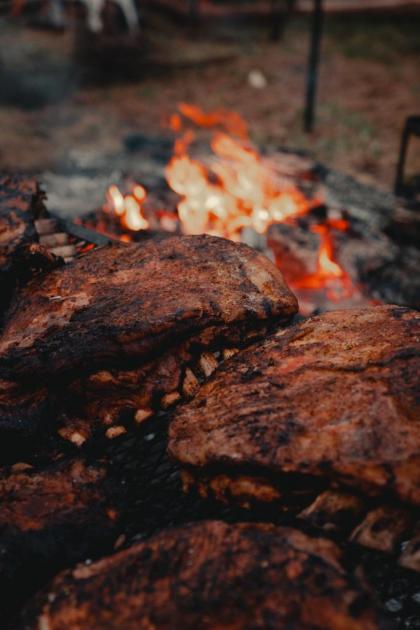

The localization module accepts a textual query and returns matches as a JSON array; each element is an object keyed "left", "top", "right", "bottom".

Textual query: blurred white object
[
  {"left": 248, "top": 69, "right": 268, "bottom": 90},
  {"left": 48, "top": 0, "right": 66, "bottom": 28},
  {"left": 82, "top": 0, "right": 140, "bottom": 33}
]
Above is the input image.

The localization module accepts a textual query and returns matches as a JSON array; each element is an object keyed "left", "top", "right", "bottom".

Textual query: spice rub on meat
[
  {"left": 18, "top": 520, "right": 384, "bottom": 630},
  {"left": 169, "top": 305, "right": 420, "bottom": 508},
  {"left": 0, "top": 235, "right": 297, "bottom": 456},
  {"left": 0, "top": 457, "right": 121, "bottom": 622}
]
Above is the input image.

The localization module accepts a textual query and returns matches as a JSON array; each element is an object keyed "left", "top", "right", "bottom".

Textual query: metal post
[
  {"left": 304, "top": 0, "right": 324, "bottom": 133},
  {"left": 394, "top": 116, "right": 420, "bottom": 197}
]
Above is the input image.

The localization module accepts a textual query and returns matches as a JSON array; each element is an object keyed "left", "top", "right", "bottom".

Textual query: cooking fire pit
[{"left": 0, "top": 107, "right": 419, "bottom": 630}]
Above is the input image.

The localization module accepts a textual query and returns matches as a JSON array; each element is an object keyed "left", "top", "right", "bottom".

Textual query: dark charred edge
[
  {"left": 0, "top": 316, "right": 287, "bottom": 465},
  {"left": 170, "top": 460, "right": 420, "bottom": 516},
  {"left": 0, "top": 297, "right": 295, "bottom": 384},
  {"left": 0, "top": 464, "right": 122, "bottom": 628},
  {"left": 1, "top": 409, "right": 419, "bottom": 629}
]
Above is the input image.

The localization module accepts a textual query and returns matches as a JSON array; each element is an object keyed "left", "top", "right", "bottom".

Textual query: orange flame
[
  {"left": 292, "top": 221, "right": 354, "bottom": 300},
  {"left": 105, "top": 184, "right": 149, "bottom": 231},
  {"left": 105, "top": 104, "right": 355, "bottom": 304},
  {"left": 165, "top": 106, "right": 318, "bottom": 239},
  {"left": 178, "top": 103, "right": 249, "bottom": 139}
]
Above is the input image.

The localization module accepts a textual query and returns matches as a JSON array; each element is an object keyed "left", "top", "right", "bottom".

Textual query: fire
[
  {"left": 165, "top": 106, "right": 317, "bottom": 239},
  {"left": 105, "top": 184, "right": 149, "bottom": 231},
  {"left": 172, "top": 103, "right": 249, "bottom": 139},
  {"left": 103, "top": 104, "right": 356, "bottom": 307},
  {"left": 293, "top": 221, "right": 354, "bottom": 301}
]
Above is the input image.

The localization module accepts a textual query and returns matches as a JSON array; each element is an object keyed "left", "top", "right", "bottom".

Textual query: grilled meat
[
  {"left": 0, "top": 235, "right": 297, "bottom": 380},
  {"left": 18, "top": 520, "right": 384, "bottom": 630},
  {"left": 169, "top": 305, "right": 420, "bottom": 508},
  {"left": 0, "top": 457, "right": 120, "bottom": 624},
  {"left": 0, "top": 235, "right": 297, "bottom": 458}
]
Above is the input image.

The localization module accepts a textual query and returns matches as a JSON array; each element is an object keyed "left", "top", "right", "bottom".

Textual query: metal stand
[
  {"left": 304, "top": 0, "right": 324, "bottom": 133},
  {"left": 395, "top": 115, "right": 420, "bottom": 197}
]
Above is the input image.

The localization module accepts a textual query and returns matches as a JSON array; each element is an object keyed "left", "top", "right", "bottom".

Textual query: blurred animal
[
  {"left": 81, "top": 0, "right": 140, "bottom": 33},
  {"left": 10, "top": 0, "right": 140, "bottom": 33}
]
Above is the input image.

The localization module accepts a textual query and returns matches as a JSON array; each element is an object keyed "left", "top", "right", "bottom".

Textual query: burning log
[{"left": 17, "top": 522, "right": 386, "bottom": 630}]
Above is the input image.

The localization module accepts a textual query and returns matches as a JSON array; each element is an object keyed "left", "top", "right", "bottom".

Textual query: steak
[
  {"left": 0, "top": 457, "right": 121, "bottom": 624},
  {"left": 0, "top": 235, "right": 297, "bottom": 457},
  {"left": 17, "top": 520, "right": 384, "bottom": 630},
  {"left": 0, "top": 234, "right": 297, "bottom": 380},
  {"left": 169, "top": 305, "right": 420, "bottom": 508}
]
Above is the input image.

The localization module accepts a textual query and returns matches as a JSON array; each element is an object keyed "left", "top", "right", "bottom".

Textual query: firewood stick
[
  {"left": 35, "top": 218, "right": 59, "bottom": 235},
  {"left": 39, "top": 233, "right": 70, "bottom": 247},
  {"left": 50, "top": 245, "right": 77, "bottom": 258}
]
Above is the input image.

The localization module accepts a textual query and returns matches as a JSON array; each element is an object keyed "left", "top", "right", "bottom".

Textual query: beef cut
[
  {"left": 0, "top": 235, "right": 297, "bottom": 458},
  {"left": 0, "top": 457, "right": 121, "bottom": 624},
  {"left": 17, "top": 520, "right": 384, "bottom": 630},
  {"left": 0, "top": 234, "right": 297, "bottom": 380},
  {"left": 169, "top": 305, "right": 420, "bottom": 508}
]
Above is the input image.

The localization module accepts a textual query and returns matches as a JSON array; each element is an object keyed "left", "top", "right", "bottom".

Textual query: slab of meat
[
  {"left": 17, "top": 520, "right": 384, "bottom": 630},
  {"left": 169, "top": 305, "right": 420, "bottom": 508},
  {"left": 0, "top": 235, "right": 297, "bottom": 380},
  {"left": 0, "top": 456, "right": 121, "bottom": 624},
  {"left": 0, "top": 235, "right": 297, "bottom": 458}
]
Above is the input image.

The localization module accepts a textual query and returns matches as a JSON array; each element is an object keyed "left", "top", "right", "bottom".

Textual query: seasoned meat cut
[
  {"left": 18, "top": 520, "right": 384, "bottom": 630},
  {"left": 0, "top": 235, "right": 297, "bottom": 380},
  {"left": 0, "top": 235, "right": 297, "bottom": 456},
  {"left": 169, "top": 305, "right": 420, "bottom": 508},
  {"left": 0, "top": 456, "right": 121, "bottom": 624}
]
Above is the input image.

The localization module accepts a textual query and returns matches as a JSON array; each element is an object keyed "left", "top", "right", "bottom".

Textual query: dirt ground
[{"left": 0, "top": 11, "right": 419, "bottom": 192}]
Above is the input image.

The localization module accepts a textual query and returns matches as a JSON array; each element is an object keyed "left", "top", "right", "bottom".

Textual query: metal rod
[
  {"left": 51, "top": 215, "right": 114, "bottom": 246},
  {"left": 304, "top": 0, "right": 324, "bottom": 133},
  {"left": 395, "top": 121, "right": 410, "bottom": 196}
]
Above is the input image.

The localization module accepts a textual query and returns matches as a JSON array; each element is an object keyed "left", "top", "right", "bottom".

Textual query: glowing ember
[
  {"left": 105, "top": 184, "right": 149, "bottom": 231},
  {"left": 292, "top": 220, "right": 354, "bottom": 301}
]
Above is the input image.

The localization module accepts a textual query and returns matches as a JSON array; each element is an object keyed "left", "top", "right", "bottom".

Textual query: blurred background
[{"left": 0, "top": 0, "right": 419, "bottom": 216}]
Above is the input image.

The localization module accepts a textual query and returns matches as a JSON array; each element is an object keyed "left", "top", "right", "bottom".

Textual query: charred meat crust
[
  {"left": 0, "top": 319, "right": 278, "bottom": 462},
  {"left": 169, "top": 305, "right": 420, "bottom": 507},
  {"left": 0, "top": 236, "right": 297, "bottom": 458},
  {"left": 0, "top": 235, "right": 297, "bottom": 381},
  {"left": 0, "top": 457, "right": 121, "bottom": 623},
  {"left": 17, "top": 521, "right": 384, "bottom": 630}
]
